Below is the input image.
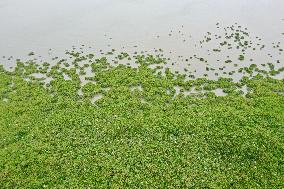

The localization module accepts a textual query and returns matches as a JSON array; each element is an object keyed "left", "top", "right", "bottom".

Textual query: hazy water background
[{"left": 0, "top": 0, "right": 283, "bottom": 78}]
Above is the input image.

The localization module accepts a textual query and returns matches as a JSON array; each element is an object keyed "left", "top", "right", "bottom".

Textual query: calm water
[{"left": 0, "top": 0, "right": 283, "bottom": 79}]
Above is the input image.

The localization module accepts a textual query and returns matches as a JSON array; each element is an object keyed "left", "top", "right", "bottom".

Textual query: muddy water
[{"left": 0, "top": 0, "right": 283, "bottom": 79}]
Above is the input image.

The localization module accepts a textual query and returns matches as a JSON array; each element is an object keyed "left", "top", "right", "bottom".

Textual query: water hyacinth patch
[
  {"left": 0, "top": 48, "right": 284, "bottom": 188},
  {"left": 1, "top": 21, "right": 284, "bottom": 187}
]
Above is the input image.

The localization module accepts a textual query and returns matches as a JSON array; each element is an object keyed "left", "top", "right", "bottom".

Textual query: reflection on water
[{"left": 0, "top": 0, "right": 283, "bottom": 79}]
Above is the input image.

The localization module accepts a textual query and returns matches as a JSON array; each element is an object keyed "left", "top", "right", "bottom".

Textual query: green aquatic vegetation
[
  {"left": 79, "top": 69, "right": 86, "bottom": 76},
  {"left": 28, "top": 52, "right": 35, "bottom": 56},
  {"left": 63, "top": 62, "right": 70, "bottom": 67},
  {"left": 267, "top": 63, "right": 275, "bottom": 71},
  {"left": 0, "top": 49, "right": 284, "bottom": 188},
  {"left": 225, "top": 59, "right": 232, "bottom": 63},
  {"left": 82, "top": 82, "right": 101, "bottom": 98},
  {"left": 117, "top": 53, "right": 128, "bottom": 60},
  {"left": 42, "top": 62, "right": 51, "bottom": 69},
  {"left": 238, "top": 55, "right": 245, "bottom": 61},
  {"left": 194, "top": 85, "right": 202, "bottom": 91},
  {"left": 213, "top": 48, "right": 221, "bottom": 52},
  {"left": 203, "top": 83, "right": 218, "bottom": 91},
  {"left": 106, "top": 51, "right": 114, "bottom": 55},
  {"left": 205, "top": 37, "right": 211, "bottom": 42}
]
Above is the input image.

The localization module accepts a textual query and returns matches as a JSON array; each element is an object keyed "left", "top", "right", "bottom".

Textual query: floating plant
[{"left": 0, "top": 22, "right": 284, "bottom": 188}]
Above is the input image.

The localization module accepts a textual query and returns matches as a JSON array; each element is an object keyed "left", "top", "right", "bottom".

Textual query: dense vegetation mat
[{"left": 0, "top": 51, "right": 284, "bottom": 188}]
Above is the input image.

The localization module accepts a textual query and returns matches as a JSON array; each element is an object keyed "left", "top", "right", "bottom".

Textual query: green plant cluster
[{"left": 0, "top": 51, "right": 284, "bottom": 188}]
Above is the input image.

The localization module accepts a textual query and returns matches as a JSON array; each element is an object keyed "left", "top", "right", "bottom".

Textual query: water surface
[{"left": 0, "top": 0, "right": 283, "bottom": 79}]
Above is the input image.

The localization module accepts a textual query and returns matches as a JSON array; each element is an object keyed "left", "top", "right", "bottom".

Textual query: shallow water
[{"left": 0, "top": 0, "right": 284, "bottom": 79}]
